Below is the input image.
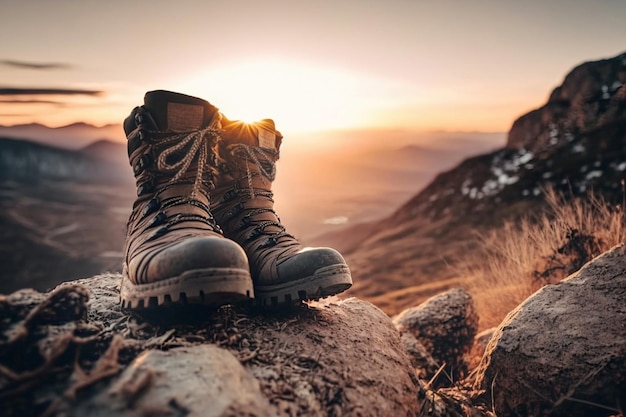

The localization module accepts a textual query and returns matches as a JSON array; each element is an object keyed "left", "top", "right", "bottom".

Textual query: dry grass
[{"left": 461, "top": 187, "right": 626, "bottom": 330}]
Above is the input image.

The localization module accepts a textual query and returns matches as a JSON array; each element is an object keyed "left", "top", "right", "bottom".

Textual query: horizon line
[{"left": 0, "top": 121, "right": 509, "bottom": 135}]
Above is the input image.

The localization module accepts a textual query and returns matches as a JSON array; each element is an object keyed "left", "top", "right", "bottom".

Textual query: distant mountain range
[
  {"left": 315, "top": 51, "right": 626, "bottom": 314},
  {"left": 0, "top": 117, "right": 506, "bottom": 240},
  {"left": 268, "top": 130, "right": 504, "bottom": 238},
  {"left": 0, "top": 122, "right": 124, "bottom": 149},
  {"left": 0, "top": 137, "right": 132, "bottom": 184}
]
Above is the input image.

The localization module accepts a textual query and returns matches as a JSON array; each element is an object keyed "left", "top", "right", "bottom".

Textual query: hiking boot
[
  {"left": 121, "top": 90, "right": 253, "bottom": 309},
  {"left": 211, "top": 117, "right": 352, "bottom": 305}
]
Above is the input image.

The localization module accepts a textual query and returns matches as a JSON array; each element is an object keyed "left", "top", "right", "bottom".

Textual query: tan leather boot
[
  {"left": 121, "top": 90, "right": 253, "bottom": 309},
  {"left": 211, "top": 118, "right": 352, "bottom": 305}
]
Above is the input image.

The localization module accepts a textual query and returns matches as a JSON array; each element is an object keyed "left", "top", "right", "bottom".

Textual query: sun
[{"left": 172, "top": 59, "right": 396, "bottom": 133}]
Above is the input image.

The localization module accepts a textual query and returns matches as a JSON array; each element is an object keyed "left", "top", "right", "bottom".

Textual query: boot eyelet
[
  {"left": 218, "top": 162, "right": 230, "bottom": 173},
  {"left": 223, "top": 189, "right": 238, "bottom": 201},
  {"left": 246, "top": 228, "right": 263, "bottom": 241},
  {"left": 260, "top": 236, "right": 278, "bottom": 248},
  {"left": 202, "top": 171, "right": 214, "bottom": 182},
  {"left": 134, "top": 112, "right": 144, "bottom": 126},
  {"left": 146, "top": 212, "right": 167, "bottom": 228},
  {"left": 137, "top": 179, "right": 154, "bottom": 196},
  {"left": 225, "top": 202, "right": 245, "bottom": 218},
  {"left": 146, "top": 226, "right": 169, "bottom": 241},
  {"left": 142, "top": 198, "right": 160, "bottom": 216},
  {"left": 139, "top": 153, "right": 153, "bottom": 170},
  {"left": 133, "top": 153, "right": 152, "bottom": 176},
  {"left": 133, "top": 163, "right": 142, "bottom": 176}
]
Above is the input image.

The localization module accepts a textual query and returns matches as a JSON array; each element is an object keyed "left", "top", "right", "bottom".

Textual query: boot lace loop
[
  {"left": 226, "top": 143, "right": 278, "bottom": 197},
  {"left": 157, "top": 116, "right": 222, "bottom": 200}
]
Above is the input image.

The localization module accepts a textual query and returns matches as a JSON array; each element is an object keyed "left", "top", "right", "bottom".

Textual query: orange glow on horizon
[
  {"left": 0, "top": 100, "right": 525, "bottom": 134},
  {"left": 0, "top": 58, "right": 542, "bottom": 134},
  {"left": 0, "top": 93, "right": 529, "bottom": 134}
]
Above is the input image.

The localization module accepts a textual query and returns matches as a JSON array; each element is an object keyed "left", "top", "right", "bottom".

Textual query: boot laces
[
  {"left": 228, "top": 143, "right": 277, "bottom": 196},
  {"left": 224, "top": 143, "right": 295, "bottom": 247},
  {"left": 128, "top": 118, "right": 223, "bottom": 244}
]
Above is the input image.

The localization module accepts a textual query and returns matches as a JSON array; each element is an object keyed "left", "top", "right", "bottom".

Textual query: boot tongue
[
  {"left": 222, "top": 118, "right": 283, "bottom": 151},
  {"left": 144, "top": 90, "right": 219, "bottom": 132}
]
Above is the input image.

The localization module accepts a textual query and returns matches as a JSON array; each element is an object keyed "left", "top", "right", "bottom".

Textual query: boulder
[
  {"left": 0, "top": 273, "right": 421, "bottom": 417},
  {"left": 393, "top": 288, "right": 479, "bottom": 383},
  {"left": 67, "top": 345, "right": 276, "bottom": 417},
  {"left": 473, "top": 244, "right": 626, "bottom": 417},
  {"left": 400, "top": 332, "right": 439, "bottom": 380}
]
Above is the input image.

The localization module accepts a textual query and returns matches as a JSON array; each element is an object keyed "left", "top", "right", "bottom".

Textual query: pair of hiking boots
[{"left": 121, "top": 90, "right": 352, "bottom": 309}]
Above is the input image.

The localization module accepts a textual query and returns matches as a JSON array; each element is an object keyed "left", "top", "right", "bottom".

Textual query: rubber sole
[
  {"left": 120, "top": 268, "right": 254, "bottom": 309},
  {"left": 254, "top": 264, "right": 352, "bottom": 306}
]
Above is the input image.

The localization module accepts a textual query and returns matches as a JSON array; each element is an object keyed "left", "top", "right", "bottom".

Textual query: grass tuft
[{"left": 460, "top": 187, "right": 626, "bottom": 330}]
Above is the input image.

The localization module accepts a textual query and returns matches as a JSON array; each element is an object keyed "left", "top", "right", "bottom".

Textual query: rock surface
[
  {"left": 400, "top": 332, "right": 439, "bottom": 380},
  {"left": 0, "top": 273, "right": 421, "bottom": 417},
  {"left": 68, "top": 345, "right": 275, "bottom": 417},
  {"left": 393, "top": 288, "right": 478, "bottom": 383},
  {"left": 473, "top": 244, "right": 626, "bottom": 417}
]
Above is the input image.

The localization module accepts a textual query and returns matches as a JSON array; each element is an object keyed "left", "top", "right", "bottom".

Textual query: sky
[{"left": 1, "top": 0, "right": 625, "bottom": 134}]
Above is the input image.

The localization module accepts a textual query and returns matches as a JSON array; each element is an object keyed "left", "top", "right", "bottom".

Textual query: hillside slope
[
  {"left": 315, "top": 51, "right": 626, "bottom": 315},
  {"left": 0, "top": 139, "right": 135, "bottom": 293}
]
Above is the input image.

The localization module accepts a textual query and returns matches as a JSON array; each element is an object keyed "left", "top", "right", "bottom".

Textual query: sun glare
[{"left": 172, "top": 59, "right": 411, "bottom": 133}]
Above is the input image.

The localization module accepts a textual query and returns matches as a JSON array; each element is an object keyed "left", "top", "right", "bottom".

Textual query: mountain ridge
[
  {"left": 0, "top": 121, "right": 119, "bottom": 129},
  {"left": 0, "top": 123, "right": 125, "bottom": 149}
]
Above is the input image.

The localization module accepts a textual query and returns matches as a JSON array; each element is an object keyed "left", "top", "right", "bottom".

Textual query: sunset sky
[{"left": 1, "top": 0, "right": 625, "bottom": 134}]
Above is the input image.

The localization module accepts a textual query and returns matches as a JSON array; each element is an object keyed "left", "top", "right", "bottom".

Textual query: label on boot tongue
[
  {"left": 257, "top": 127, "right": 276, "bottom": 150},
  {"left": 167, "top": 103, "right": 204, "bottom": 132}
]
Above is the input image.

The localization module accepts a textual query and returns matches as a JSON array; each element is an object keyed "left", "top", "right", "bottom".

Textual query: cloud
[
  {"left": 0, "top": 59, "right": 73, "bottom": 70},
  {"left": 0, "top": 113, "right": 31, "bottom": 117},
  {"left": 0, "top": 99, "right": 65, "bottom": 105},
  {"left": 0, "top": 88, "right": 103, "bottom": 96}
]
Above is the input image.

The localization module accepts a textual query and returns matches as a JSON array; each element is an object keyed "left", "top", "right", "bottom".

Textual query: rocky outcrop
[
  {"left": 472, "top": 244, "right": 626, "bottom": 417},
  {"left": 394, "top": 51, "right": 626, "bottom": 226},
  {"left": 3, "top": 255, "right": 626, "bottom": 417},
  {"left": 0, "top": 274, "right": 421, "bottom": 417},
  {"left": 508, "top": 52, "right": 626, "bottom": 152},
  {"left": 393, "top": 288, "right": 478, "bottom": 384}
]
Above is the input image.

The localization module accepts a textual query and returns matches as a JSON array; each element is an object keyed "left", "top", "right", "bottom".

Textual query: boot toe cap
[
  {"left": 145, "top": 236, "right": 249, "bottom": 282},
  {"left": 276, "top": 247, "right": 348, "bottom": 281}
]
